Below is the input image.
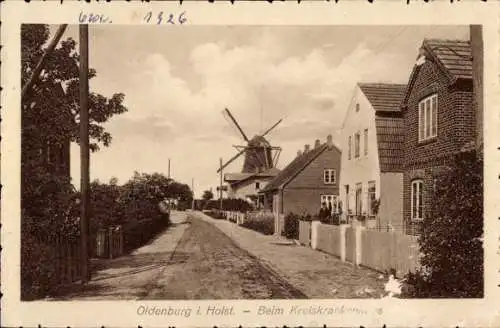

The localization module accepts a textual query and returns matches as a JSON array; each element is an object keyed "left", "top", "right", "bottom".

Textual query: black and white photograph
[{"left": 18, "top": 23, "right": 484, "bottom": 302}]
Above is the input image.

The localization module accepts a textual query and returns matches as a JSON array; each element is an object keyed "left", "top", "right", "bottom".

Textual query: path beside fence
[{"left": 194, "top": 211, "right": 386, "bottom": 298}]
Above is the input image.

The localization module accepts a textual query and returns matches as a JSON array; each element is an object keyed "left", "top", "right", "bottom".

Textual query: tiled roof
[
  {"left": 375, "top": 116, "right": 404, "bottom": 172},
  {"left": 224, "top": 173, "right": 254, "bottom": 182},
  {"left": 358, "top": 83, "right": 407, "bottom": 113},
  {"left": 422, "top": 39, "right": 472, "bottom": 80},
  {"left": 261, "top": 143, "right": 331, "bottom": 192},
  {"left": 225, "top": 167, "right": 280, "bottom": 187}
]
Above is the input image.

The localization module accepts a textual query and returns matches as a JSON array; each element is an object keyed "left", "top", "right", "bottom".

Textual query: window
[
  {"left": 367, "top": 181, "right": 376, "bottom": 215},
  {"left": 324, "top": 169, "right": 336, "bottom": 184},
  {"left": 355, "top": 103, "right": 360, "bottom": 112},
  {"left": 255, "top": 182, "right": 260, "bottom": 189},
  {"left": 348, "top": 136, "right": 352, "bottom": 160},
  {"left": 411, "top": 180, "right": 424, "bottom": 220},
  {"left": 418, "top": 94, "right": 438, "bottom": 142},
  {"left": 363, "top": 129, "right": 368, "bottom": 156},
  {"left": 355, "top": 183, "right": 363, "bottom": 215},
  {"left": 354, "top": 132, "right": 360, "bottom": 158},
  {"left": 321, "top": 195, "right": 337, "bottom": 213}
]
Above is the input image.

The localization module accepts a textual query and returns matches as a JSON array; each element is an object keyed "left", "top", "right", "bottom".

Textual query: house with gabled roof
[
  {"left": 224, "top": 167, "right": 280, "bottom": 208},
  {"left": 260, "top": 135, "right": 341, "bottom": 234},
  {"left": 339, "top": 83, "right": 406, "bottom": 229},
  {"left": 400, "top": 38, "right": 475, "bottom": 235}
]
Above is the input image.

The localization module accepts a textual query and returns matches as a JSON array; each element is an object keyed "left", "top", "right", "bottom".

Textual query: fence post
[
  {"left": 119, "top": 226, "right": 124, "bottom": 257},
  {"left": 340, "top": 224, "right": 347, "bottom": 262},
  {"left": 354, "top": 226, "right": 365, "bottom": 267},
  {"left": 108, "top": 227, "right": 114, "bottom": 259},
  {"left": 311, "top": 220, "right": 320, "bottom": 250}
]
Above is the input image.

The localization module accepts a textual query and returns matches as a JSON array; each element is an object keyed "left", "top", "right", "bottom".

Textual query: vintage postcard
[{"left": 1, "top": 1, "right": 499, "bottom": 327}]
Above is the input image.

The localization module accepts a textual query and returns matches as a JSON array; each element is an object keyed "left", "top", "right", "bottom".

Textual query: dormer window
[{"left": 418, "top": 94, "right": 438, "bottom": 142}]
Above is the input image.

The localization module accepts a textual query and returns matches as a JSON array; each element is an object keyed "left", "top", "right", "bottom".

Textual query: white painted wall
[
  {"left": 228, "top": 177, "right": 272, "bottom": 201},
  {"left": 339, "top": 85, "right": 381, "bottom": 216}
]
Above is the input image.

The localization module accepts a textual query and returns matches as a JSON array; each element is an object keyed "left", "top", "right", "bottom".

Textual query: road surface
[{"left": 56, "top": 211, "right": 307, "bottom": 300}]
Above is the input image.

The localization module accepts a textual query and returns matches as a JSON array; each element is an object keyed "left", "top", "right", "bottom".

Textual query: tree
[
  {"left": 22, "top": 24, "right": 127, "bottom": 158},
  {"left": 404, "top": 149, "right": 483, "bottom": 298},
  {"left": 21, "top": 24, "right": 128, "bottom": 300},
  {"left": 202, "top": 190, "right": 214, "bottom": 201}
]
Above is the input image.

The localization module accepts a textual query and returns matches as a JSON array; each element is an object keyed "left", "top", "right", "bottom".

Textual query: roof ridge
[
  {"left": 358, "top": 82, "right": 407, "bottom": 87},
  {"left": 423, "top": 38, "right": 470, "bottom": 44}
]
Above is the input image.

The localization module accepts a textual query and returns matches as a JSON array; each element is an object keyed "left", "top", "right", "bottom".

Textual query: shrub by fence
[
  {"left": 122, "top": 214, "right": 170, "bottom": 253},
  {"left": 283, "top": 213, "right": 301, "bottom": 239},
  {"left": 241, "top": 211, "right": 274, "bottom": 235}
]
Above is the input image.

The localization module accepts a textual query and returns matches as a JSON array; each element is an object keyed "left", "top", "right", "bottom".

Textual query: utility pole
[
  {"left": 219, "top": 158, "right": 223, "bottom": 210},
  {"left": 168, "top": 158, "right": 171, "bottom": 179},
  {"left": 79, "top": 24, "right": 90, "bottom": 283}
]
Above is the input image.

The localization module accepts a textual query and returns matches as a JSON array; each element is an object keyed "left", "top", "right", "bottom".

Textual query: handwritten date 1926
[{"left": 144, "top": 11, "right": 188, "bottom": 25}]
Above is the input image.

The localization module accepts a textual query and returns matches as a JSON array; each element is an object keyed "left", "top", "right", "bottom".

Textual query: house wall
[
  {"left": 282, "top": 146, "right": 341, "bottom": 216},
  {"left": 339, "top": 86, "right": 381, "bottom": 216},
  {"left": 228, "top": 177, "right": 273, "bottom": 200},
  {"left": 402, "top": 59, "right": 474, "bottom": 227},
  {"left": 379, "top": 172, "right": 403, "bottom": 229}
]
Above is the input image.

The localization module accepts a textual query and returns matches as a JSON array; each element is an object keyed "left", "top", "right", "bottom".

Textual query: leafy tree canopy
[{"left": 21, "top": 24, "right": 127, "bottom": 153}]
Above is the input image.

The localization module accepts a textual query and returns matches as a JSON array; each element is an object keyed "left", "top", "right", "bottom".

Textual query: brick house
[
  {"left": 401, "top": 39, "right": 474, "bottom": 235},
  {"left": 339, "top": 83, "right": 406, "bottom": 229},
  {"left": 260, "top": 135, "right": 341, "bottom": 232}
]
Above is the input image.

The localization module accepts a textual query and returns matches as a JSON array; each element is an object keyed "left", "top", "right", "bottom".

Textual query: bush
[
  {"left": 403, "top": 149, "right": 483, "bottom": 298},
  {"left": 283, "top": 213, "right": 301, "bottom": 239},
  {"left": 206, "top": 210, "right": 225, "bottom": 220},
  {"left": 241, "top": 213, "right": 274, "bottom": 235},
  {"left": 202, "top": 198, "right": 254, "bottom": 212},
  {"left": 122, "top": 213, "right": 170, "bottom": 253}
]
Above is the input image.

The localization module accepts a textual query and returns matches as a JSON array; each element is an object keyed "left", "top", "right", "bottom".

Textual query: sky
[{"left": 51, "top": 25, "right": 469, "bottom": 197}]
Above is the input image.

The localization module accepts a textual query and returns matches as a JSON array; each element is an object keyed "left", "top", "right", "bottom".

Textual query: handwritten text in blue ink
[
  {"left": 79, "top": 11, "right": 112, "bottom": 24},
  {"left": 144, "top": 11, "right": 188, "bottom": 25}
]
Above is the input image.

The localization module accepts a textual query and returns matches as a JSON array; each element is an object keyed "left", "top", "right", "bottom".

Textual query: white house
[
  {"left": 339, "top": 83, "right": 406, "bottom": 230},
  {"left": 224, "top": 168, "right": 280, "bottom": 208}
]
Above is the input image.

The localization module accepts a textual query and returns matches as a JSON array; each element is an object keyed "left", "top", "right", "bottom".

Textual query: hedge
[{"left": 241, "top": 212, "right": 274, "bottom": 235}]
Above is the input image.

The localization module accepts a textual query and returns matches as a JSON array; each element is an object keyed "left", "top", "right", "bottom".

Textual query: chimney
[
  {"left": 314, "top": 139, "right": 321, "bottom": 148},
  {"left": 297, "top": 150, "right": 303, "bottom": 157},
  {"left": 304, "top": 144, "right": 310, "bottom": 153},
  {"left": 327, "top": 134, "right": 333, "bottom": 146}
]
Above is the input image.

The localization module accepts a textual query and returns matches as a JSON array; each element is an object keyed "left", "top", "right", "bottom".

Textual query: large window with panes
[{"left": 418, "top": 94, "right": 438, "bottom": 142}]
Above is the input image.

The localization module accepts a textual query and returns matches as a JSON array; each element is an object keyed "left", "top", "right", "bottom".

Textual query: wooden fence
[
  {"left": 54, "top": 236, "right": 83, "bottom": 284},
  {"left": 360, "top": 229, "right": 419, "bottom": 277},
  {"left": 315, "top": 223, "right": 344, "bottom": 259},
  {"left": 311, "top": 222, "right": 420, "bottom": 277},
  {"left": 94, "top": 226, "right": 124, "bottom": 259},
  {"left": 298, "top": 220, "right": 311, "bottom": 246}
]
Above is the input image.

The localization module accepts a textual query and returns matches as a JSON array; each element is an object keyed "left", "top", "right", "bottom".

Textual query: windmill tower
[{"left": 218, "top": 108, "right": 282, "bottom": 174}]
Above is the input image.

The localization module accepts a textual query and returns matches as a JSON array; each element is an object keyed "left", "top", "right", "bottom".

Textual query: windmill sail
[{"left": 219, "top": 107, "right": 282, "bottom": 174}]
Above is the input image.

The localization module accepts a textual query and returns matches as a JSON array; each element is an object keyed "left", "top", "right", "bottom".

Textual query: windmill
[{"left": 218, "top": 108, "right": 282, "bottom": 174}]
